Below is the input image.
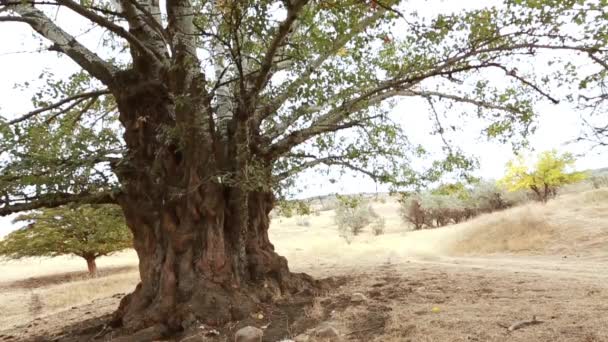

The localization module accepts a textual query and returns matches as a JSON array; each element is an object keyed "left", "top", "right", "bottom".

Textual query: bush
[
  {"left": 296, "top": 216, "right": 311, "bottom": 227},
  {"left": 276, "top": 200, "right": 294, "bottom": 218},
  {"left": 467, "top": 180, "right": 510, "bottom": 213},
  {"left": 319, "top": 197, "right": 338, "bottom": 211},
  {"left": 399, "top": 197, "right": 428, "bottom": 230},
  {"left": 371, "top": 217, "right": 386, "bottom": 236},
  {"left": 295, "top": 200, "right": 312, "bottom": 216},
  {"left": 334, "top": 195, "right": 378, "bottom": 241},
  {"left": 589, "top": 175, "right": 608, "bottom": 189}
]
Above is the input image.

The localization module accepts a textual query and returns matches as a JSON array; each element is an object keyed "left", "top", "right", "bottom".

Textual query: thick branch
[
  {"left": 248, "top": 0, "right": 308, "bottom": 98},
  {"left": 1, "top": 2, "right": 118, "bottom": 84},
  {"left": 0, "top": 191, "right": 118, "bottom": 216},
  {"left": 55, "top": 0, "right": 163, "bottom": 63}
]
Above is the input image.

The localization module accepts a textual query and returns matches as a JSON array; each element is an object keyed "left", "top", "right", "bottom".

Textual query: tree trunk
[
  {"left": 111, "top": 190, "right": 314, "bottom": 332},
  {"left": 85, "top": 255, "right": 98, "bottom": 277},
  {"left": 108, "top": 74, "right": 315, "bottom": 332}
]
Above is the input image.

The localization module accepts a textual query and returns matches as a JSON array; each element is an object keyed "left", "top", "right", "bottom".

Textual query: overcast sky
[{"left": 1, "top": 0, "right": 606, "bottom": 236}]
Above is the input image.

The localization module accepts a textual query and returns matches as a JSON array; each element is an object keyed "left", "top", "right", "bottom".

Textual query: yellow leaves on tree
[{"left": 498, "top": 150, "right": 587, "bottom": 203}]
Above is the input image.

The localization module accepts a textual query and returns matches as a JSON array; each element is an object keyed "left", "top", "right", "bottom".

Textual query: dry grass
[
  {"left": 448, "top": 204, "right": 555, "bottom": 255},
  {"left": 0, "top": 271, "right": 138, "bottom": 329},
  {"left": 1, "top": 188, "right": 608, "bottom": 340}
]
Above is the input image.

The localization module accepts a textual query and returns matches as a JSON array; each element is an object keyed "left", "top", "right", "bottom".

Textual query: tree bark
[
  {"left": 107, "top": 72, "right": 315, "bottom": 332},
  {"left": 85, "top": 255, "right": 98, "bottom": 277},
  {"left": 111, "top": 190, "right": 313, "bottom": 332}
]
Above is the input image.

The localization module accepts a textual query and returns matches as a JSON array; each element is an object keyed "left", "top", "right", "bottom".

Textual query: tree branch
[
  {"left": 5, "top": 89, "right": 110, "bottom": 125},
  {"left": 254, "top": 8, "right": 387, "bottom": 125},
  {"left": 248, "top": 0, "right": 308, "bottom": 98},
  {"left": 1, "top": 2, "right": 118, "bottom": 84},
  {"left": 54, "top": 0, "right": 164, "bottom": 63},
  {"left": 0, "top": 191, "right": 118, "bottom": 216}
]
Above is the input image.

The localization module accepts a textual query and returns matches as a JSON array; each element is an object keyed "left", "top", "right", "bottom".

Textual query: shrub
[
  {"left": 399, "top": 196, "right": 429, "bottom": 230},
  {"left": 371, "top": 217, "right": 386, "bottom": 236},
  {"left": 334, "top": 195, "right": 378, "bottom": 240},
  {"left": 589, "top": 175, "right": 608, "bottom": 189},
  {"left": 467, "top": 180, "right": 511, "bottom": 213},
  {"left": 276, "top": 200, "right": 294, "bottom": 218},
  {"left": 296, "top": 216, "right": 311, "bottom": 227},
  {"left": 319, "top": 197, "right": 338, "bottom": 211},
  {"left": 295, "top": 200, "right": 312, "bottom": 216}
]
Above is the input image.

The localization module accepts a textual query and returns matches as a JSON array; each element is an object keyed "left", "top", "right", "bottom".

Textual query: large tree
[
  {"left": 0, "top": 204, "right": 131, "bottom": 276},
  {"left": 0, "top": 0, "right": 606, "bottom": 334}
]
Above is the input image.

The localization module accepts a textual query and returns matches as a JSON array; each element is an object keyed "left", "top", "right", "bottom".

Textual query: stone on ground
[{"left": 235, "top": 326, "right": 263, "bottom": 342}]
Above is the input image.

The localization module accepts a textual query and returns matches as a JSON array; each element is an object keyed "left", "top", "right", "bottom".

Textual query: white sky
[{"left": 0, "top": 0, "right": 606, "bottom": 235}]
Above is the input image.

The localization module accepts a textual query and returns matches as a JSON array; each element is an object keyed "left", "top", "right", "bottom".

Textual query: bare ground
[{"left": 1, "top": 189, "right": 607, "bottom": 341}]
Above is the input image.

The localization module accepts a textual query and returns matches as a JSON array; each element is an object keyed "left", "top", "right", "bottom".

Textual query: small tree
[
  {"left": 334, "top": 195, "right": 378, "bottom": 242},
  {"left": 499, "top": 150, "right": 587, "bottom": 203},
  {"left": 0, "top": 205, "right": 131, "bottom": 277},
  {"left": 399, "top": 196, "right": 429, "bottom": 230}
]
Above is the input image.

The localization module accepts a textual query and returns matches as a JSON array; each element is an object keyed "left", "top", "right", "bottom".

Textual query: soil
[{"left": 2, "top": 254, "right": 608, "bottom": 342}]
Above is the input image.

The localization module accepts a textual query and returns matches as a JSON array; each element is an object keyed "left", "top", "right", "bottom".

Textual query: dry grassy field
[{"left": 1, "top": 189, "right": 608, "bottom": 341}]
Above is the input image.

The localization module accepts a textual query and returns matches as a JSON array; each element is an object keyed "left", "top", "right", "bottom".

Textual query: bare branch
[
  {"left": 5, "top": 89, "right": 110, "bottom": 125},
  {"left": 1, "top": 2, "right": 118, "bottom": 84},
  {"left": 54, "top": 0, "right": 164, "bottom": 63}
]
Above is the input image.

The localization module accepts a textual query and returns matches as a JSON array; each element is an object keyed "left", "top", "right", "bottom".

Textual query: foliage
[
  {"left": 467, "top": 180, "right": 512, "bottom": 212},
  {"left": 399, "top": 196, "right": 429, "bottom": 230},
  {"left": 499, "top": 150, "right": 588, "bottom": 202},
  {"left": 0, "top": 205, "right": 131, "bottom": 275},
  {"left": 589, "top": 174, "right": 608, "bottom": 190},
  {"left": 295, "top": 201, "right": 312, "bottom": 216},
  {"left": 334, "top": 195, "right": 378, "bottom": 242},
  {"left": 371, "top": 217, "right": 386, "bottom": 236},
  {"left": 399, "top": 179, "right": 527, "bottom": 230},
  {"left": 276, "top": 200, "right": 295, "bottom": 218},
  {"left": 0, "top": 0, "right": 606, "bottom": 219}
]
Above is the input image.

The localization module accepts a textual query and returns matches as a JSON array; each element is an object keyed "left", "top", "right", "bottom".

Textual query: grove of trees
[
  {"left": 0, "top": 205, "right": 131, "bottom": 276},
  {"left": 0, "top": 0, "right": 607, "bottom": 335}
]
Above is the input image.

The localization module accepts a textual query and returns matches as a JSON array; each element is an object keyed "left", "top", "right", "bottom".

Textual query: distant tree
[
  {"left": 499, "top": 150, "right": 588, "bottom": 203},
  {"left": 0, "top": 205, "right": 131, "bottom": 276},
  {"left": 295, "top": 200, "right": 312, "bottom": 216}
]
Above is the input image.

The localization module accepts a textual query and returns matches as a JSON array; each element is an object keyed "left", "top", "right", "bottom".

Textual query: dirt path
[{"left": 406, "top": 254, "right": 608, "bottom": 282}]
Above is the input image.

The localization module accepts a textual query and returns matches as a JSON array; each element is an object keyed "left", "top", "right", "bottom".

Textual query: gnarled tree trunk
[{"left": 107, "top": 72, "right": 314, "bottom": 332}]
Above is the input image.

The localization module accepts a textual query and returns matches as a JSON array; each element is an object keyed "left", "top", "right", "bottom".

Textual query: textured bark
[{"left": 107, "top": 71, "right": 314, "bottom": 332}]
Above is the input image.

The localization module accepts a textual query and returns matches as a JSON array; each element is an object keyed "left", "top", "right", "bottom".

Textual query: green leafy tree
[
  {"left": 0, "top": 205, "right": 131, "bottom": 276},
  {"left": 0, "top": 0, "right": 606, "bottom": 333},
  {"left": 499, "top": 150, "right": 588, "bottom": 202}
]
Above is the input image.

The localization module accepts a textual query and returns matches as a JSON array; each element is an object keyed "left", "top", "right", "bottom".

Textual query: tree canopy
[
  {"left": 499, "top": 149, "right": 588, "bottom": 202},
  {"left": 0, "top": 0, "right": 606, "bottom": 212},
  {"left": 0, "top": 204, "right": 131, "bottom": 275}
]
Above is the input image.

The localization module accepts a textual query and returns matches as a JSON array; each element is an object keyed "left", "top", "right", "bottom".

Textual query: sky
[{"left": 0, "top": 0, "right": 606, "bottom": 235}]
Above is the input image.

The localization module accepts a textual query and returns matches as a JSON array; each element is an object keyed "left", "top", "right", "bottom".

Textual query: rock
[
  {"left": 235, "top": 326, "right": 263, "bottom": 342},
  {"left": 294, "top": 334, "right": 310, "bottom": 342},
  {"left": 350, "top": 292, "right": 367, "bottom": 303},
  {"left": 314, "top": 323, "right": 340, "bottom": 340}
]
